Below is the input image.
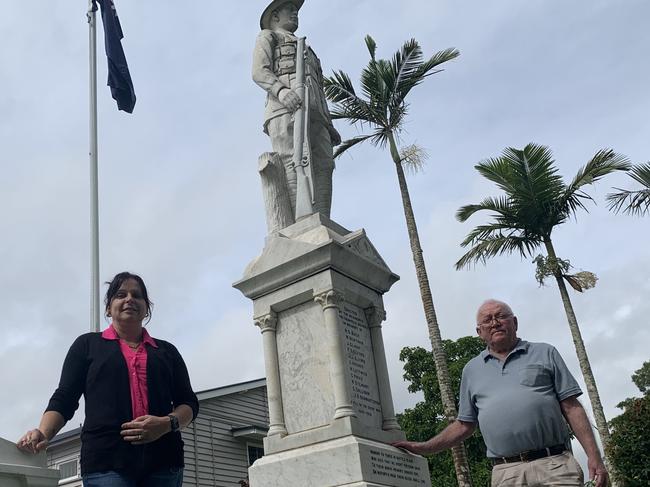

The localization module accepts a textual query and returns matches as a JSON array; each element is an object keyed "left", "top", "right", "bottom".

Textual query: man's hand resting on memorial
[
  {"left": 391, "top": 440, "right": 432, "bottom": 455},
  {"left": 391, "top": 420, "right": 476, "bottom": 456},
  {"left": 278, "top": 88, "right": 302, "bottom": 111}
]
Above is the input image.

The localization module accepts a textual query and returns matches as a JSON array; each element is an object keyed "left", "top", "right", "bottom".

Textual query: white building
[{"left": 47, "top": 378, "right": 268, "bottom": 486}]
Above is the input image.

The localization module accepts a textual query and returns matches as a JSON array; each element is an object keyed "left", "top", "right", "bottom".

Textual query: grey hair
[{"left": 476, "top": 299, "right": 514, "bottom": 321}]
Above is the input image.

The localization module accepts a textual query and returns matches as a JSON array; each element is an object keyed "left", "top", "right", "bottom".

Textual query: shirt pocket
[{"left": 519, "top": 364, "right": 552, "bottom": 387}]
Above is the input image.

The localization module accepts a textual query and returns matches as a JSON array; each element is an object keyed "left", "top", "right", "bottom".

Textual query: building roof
[
  {"left": 196, "top": 378, "right": 266, "bottom": 401},
  {"left": 48, "top": 426, "right": 82, "bottom": 446}
]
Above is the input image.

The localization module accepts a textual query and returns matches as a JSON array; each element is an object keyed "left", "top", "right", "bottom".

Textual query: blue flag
[{"left": 96, "top": 0, "right": 136, "bottom": 113}]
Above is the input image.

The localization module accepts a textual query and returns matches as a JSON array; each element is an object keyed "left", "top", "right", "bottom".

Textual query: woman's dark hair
[{"left": 104, "top": 272, "right": 153, "bottom": 322}]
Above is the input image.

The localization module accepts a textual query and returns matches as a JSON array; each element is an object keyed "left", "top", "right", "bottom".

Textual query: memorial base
[
  {"left": 234, "top": 214, "right": 431, "bottom": 487},
  {"left": 0, "top": 437, "right": 60, "bottom": 487},
  {"left": 249, "top": 436, "right": 431, "bottom": 487}
]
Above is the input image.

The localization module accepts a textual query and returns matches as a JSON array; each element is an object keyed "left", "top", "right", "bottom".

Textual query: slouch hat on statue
[{"left": 260, "top": 0, "right": 305, "bottom": 30}]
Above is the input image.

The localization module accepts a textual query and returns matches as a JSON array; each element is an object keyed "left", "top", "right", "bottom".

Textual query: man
[
  {"left": 393, "top": 299, "right": 608, "bottom": 487},
  {"left": 252, "top": 0, "right": 341, "bottom": 218}
]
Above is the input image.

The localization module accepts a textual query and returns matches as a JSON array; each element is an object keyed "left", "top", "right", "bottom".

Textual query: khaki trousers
[
  {"left": 491, "top": 451, "right": 584, "bottom": 486},
  {"left": 266, "top": 113, "right": 334, "bottom": 218}
]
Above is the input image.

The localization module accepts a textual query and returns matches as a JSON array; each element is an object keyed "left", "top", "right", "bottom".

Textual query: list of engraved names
[{"left": 341, "top": 304, "right": 382, "bottom": 424}]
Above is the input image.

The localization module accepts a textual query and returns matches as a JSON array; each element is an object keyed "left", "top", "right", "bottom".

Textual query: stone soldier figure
[{"left": 253, "top": 0, "right": 341, "bottom": 219}]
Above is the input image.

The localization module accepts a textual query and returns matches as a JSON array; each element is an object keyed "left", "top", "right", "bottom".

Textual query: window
[
  {"left": 58, "top": 459, "right": 78, "bottom": 479},
  {"left": 247, "top": 444, "right": 264, "bottom": 466}
]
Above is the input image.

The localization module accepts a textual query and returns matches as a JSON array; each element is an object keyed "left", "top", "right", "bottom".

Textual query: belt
[{"left": 490, "top": 444, "right": 566, "bottom": 465}]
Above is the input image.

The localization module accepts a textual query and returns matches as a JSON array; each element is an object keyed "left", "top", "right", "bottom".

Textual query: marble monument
[
  {"left": 236, "top": 1, "right": 432, "bottom": 485},
  {"left": 0, "top": 436, "right": 59, "bottom": 487}
]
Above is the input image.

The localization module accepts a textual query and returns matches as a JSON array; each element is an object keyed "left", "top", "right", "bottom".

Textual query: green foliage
[
  {"left": 607, "top": 162, "right": 650, "bottom": 216},
  {"left": 609, "top": 361, "right": 650, "bottom": 486},
  {"left": 455, "top": 144, "right": 630, "bottom": 270},
  {"left": 631, "top": 360, "right": 650, "bottom": 395},
  {"left": 323, "top": 35, "right": 459, "bottom": 158},
  {"left": 398, "top": 337, "right": 492, "bottom": 486}
]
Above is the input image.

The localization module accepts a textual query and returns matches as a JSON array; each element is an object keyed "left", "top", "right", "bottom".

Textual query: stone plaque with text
[
  {"left": 340, "top": 303, "right": 383, "bottom": 427},
  {"left": 364, "top": 447, "right": 430, "bottom": 486}
]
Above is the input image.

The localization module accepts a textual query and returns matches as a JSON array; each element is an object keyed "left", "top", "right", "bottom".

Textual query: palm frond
[
  {"left": 393, "top": 47, "right": 459, "bottom": 104},
  {"left": 606, "top": 162, "right": 650, "bottom": 216},
  {"left": 364, "top": 35, "right": 377, "bottom": 61},
  {"left": 606, "top": 188, "right": 650, "bottom": 216},
  {"left": 369, "top": 126, "right": 390, "bottom": 148},
  {"left": 567, "top": 149, "right": 631, "bottom": 191},
  {"left": 390, "top": 39, "right": 424, "bottom": 98},
  {"left": 473, "top": 156, "right": 516, "bottom": 192},
  {"left": 562, "top": 149, "right": 631, "bottom": 215},
  {"left": 456, "top": 195, "right": 513, "bottom": 222},
  {"left": 474, "top": 144, "right": 567, "bottom": 235},
  {"left": 629, "top": 162, "right": 650, "bottom": 187},
  {"left": 417, "top": 47, "right": 461, "bottom": 78},
  {"left": 458, "top": 222, "right": 524, "bottom": 247},
  {"left": 509, "top": 144, "right": 563, "bottom": 200},
  {"left": 323, "top": 70, "right": 357, "bottom": 104},
  {"left": 329, "top": 103, "right": 378, "bottom": 125},
  {"left": 476, "top": 145, "right": 562, "bottom": 202},
  {"left": 325, "top": 71, "right": 383, "bottom": 126},
  {"left": 455, "top": 233, "right": 543, "bottom": 270},
  {"left": 359, "top": 61, "right": 390, "bottom": 127},
  {"left": 333, "top": 134, "right": 374, "bottom": 159},
  {"left": 387, "top": 101, "right": 408, "bottom": 131},
  {"left": 326, "top": 35, "right": 456, "bottom": 160}
]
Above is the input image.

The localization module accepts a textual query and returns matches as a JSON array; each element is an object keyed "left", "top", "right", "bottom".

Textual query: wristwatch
[{"left": 168, "top": 414, "right": 180, "bottom": 433}]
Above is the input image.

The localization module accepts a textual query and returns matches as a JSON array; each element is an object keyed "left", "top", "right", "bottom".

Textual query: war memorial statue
[
  {"left": 253, "top": 0, "right": 341, "bottom": 231},
  {"left": 235, "top": 1, "right": 432, "bottom": 485}
]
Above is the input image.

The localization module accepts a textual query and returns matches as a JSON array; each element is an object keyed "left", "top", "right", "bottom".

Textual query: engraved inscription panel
[
  {"left": 340, "top": 303, "right": 382, "bottom": 427},
  {"left": 367, "top": 448, "right": 429, "bottom": 485}
]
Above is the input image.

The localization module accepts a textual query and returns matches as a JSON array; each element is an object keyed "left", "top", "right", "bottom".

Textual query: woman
[{"left": 17, "top": 272, "right": 199, "bottom": 486}]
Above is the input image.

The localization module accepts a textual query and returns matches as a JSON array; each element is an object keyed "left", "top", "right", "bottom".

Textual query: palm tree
[
  {"left": 455, "top": 143, "right": 630, "bottom": 482},
  {"left": 607, "top": 162, "right": 650, "bottom": 216},
  {"left": 324, "top": 36, "right": 474, "bottom": 486}
]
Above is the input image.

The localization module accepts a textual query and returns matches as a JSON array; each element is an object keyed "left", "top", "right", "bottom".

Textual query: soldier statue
[{"left": 253, "top": 0, "right": 341, "bottom": 221}]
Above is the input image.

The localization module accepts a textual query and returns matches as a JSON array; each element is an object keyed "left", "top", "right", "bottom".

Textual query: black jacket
[{"left": 46, "top": 332, "right": 199, "bottom": 477}]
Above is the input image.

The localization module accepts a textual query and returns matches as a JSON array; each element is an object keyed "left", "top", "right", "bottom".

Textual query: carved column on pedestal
[
  {"left": 315, "top": 290, "right": 356, "bottom": 419},
  {"left": 255, "top": 312, "right": 288, "bottom": 437},
  {"left": 365, "top": 306, "right": 400, "bottom": 431}
]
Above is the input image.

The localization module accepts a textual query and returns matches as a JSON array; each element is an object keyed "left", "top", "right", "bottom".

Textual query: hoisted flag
[{"left": 95, "top": 0, "right": 136, "bottom": 113}]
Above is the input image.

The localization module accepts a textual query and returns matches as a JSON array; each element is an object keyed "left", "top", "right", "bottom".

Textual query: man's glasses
[{"left": 477, "top": 313, "right": 512, "bottom": 328}]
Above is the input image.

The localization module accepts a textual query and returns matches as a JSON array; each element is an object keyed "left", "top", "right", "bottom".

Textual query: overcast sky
[{"left": 1, "top": 0, "right": 648, "bottom": 470}]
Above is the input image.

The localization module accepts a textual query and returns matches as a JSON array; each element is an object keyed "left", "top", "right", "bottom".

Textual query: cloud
[{"left": 1, "top": 6, "right": 648, "bottom": 476}]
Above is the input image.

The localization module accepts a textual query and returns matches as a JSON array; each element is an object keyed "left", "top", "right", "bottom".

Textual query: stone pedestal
[
  {"left": 0, "top": 437, "right": 60, "bottom": 487},
  {"left": 233, "top": 214, "right": 431, "bottom": 487}
]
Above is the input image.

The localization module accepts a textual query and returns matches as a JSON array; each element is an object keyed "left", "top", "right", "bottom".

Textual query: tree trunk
[
  {"left": 258, "top": 152, "right": 294, "bottom": 234},
  {"left": 388, "top": 133, "right": 473, "bottom": 487},
  {"left": 544, "top": 239, "right": 617, "bottom": 485}
]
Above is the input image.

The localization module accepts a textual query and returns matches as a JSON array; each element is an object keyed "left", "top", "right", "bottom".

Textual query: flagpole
[{"left": 88, "top": 0, "right": 100, "bottom": 332}]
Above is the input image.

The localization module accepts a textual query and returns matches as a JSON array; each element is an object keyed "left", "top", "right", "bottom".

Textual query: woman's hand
[
  {"left": 16, "top": 428, "right": 48, "bottom": 453},
  {"left": 121, "top": 415, "right": 170, "bottom": 445}
]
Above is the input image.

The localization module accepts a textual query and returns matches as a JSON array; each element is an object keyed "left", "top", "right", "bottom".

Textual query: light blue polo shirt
[{"left": 458, "top": 340, "right": 582, "bottom": 458}]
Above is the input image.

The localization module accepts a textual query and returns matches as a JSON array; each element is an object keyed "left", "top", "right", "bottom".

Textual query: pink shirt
[{"left": 101, "top": 325, "right": 158, "bottom": 419}]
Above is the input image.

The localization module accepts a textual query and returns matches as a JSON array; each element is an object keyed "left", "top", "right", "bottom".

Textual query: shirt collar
[
  {"left": 276, "top": 28, "right": 296, "bottom": 37},
  {"left": 481, "top": 338, "right": 528, "bottom": 361},
  {"left": 101, "top": 324, "right": 158, "bottom": 348}
]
